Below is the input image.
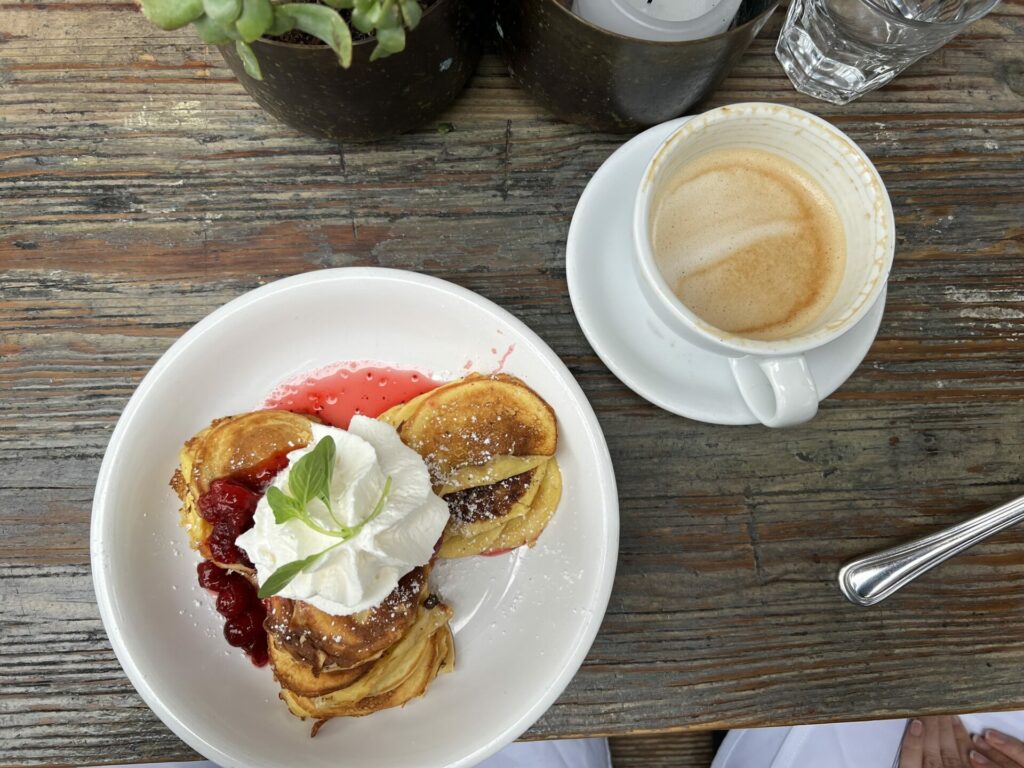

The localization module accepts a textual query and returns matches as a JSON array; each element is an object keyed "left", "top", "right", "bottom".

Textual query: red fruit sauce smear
[
  {"left": 264, "top": 363, "right": 442, "bottom": 429},
  {"left": 195, "top": 453, "right": 289, "bottom": 667}
]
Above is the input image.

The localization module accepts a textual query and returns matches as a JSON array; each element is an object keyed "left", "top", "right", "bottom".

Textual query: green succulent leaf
[
  {"left": 276, "top": 3, "right": 353, "bottom": 68},
  {"left": 140, "top": 0, "right": 424, "bottom": 75},
  {"left": 351, "top": 0, "right": 383, "bottom": 34},
  {"left": 140, "top": 0, "right": 205, "bottom": 30},
  {"left": 235, "top": 0, "right": 273, "bottom": 42},
  {"left": 266, "top": 11, "right": 296, "bottom": 36},
  {"left": 203, "top": 0, "right": 242, "bottom": 26},
  {"left": 370, "top": 24, "right": 405, "bottom": 60},
  {"left": 194, "top": 13, "right": 236, "bottom": 43},
  {"left": 235, "top": 39, "right": 262, "bottom": 78},
  {"left": 399, "top": 0, "right": 422, "bottom": 29}
]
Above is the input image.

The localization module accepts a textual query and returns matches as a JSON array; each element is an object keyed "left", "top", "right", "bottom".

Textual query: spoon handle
[{"left": 838, "top": 494, "right": 1024, "bottom": 606}]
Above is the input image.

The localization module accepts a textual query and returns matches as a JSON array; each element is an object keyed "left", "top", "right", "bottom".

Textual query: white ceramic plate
[{"left": 91, "top": 268, "right": 619, "bottom": 768}]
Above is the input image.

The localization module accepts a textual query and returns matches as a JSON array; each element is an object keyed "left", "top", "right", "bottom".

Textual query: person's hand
[
  {"left": 899, "top": 716, "right": 974, "bottom": 767},
  {"left": 968, "top": 728, "right": 1024, "bottom": 767}
]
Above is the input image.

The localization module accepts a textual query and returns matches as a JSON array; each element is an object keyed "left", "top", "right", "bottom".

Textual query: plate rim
[{"left": 90, "top": 267, "right": 620, "bottom": 768}]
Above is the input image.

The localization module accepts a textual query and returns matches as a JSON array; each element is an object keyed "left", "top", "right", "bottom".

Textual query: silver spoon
[{"left": 838, "top": 493, "right": 1024, "bottom": 606}]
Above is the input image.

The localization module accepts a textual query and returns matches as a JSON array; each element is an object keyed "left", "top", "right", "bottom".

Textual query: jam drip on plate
[
  {"left": 194, "top": 451, "right": 290, "bottom": 666},
  {"left": 265, "top": 364, "right": 440, "bottom": 429}
]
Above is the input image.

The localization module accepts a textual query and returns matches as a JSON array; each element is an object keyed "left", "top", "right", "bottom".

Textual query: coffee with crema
[{"left": 651, "top": 147, "right": 846, "bottom": 341}]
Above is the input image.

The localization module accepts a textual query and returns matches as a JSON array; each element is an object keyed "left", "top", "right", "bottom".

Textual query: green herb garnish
[{"left": 257, "top": 436, "right": 392, "bottom": 598}]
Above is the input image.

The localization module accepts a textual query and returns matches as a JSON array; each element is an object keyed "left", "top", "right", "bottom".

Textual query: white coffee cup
[{"left": 632, "top": 103, "right": 895, "bottom": 428}]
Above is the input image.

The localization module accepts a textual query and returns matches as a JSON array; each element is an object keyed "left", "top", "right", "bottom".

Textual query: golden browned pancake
[
  {"left": 268, "top": 636, "right": 371, "bottom": 697},
  {"left": 397, "top": 374, "right": 557, "bottom": 487},
  {"left": 269, "top": 571, "right": 455, "bottom": 729},
  {"left": 265, "top": 567, "right": 453, "bottom": 712},
  {"left": 436, "top": 453, "right": 549, "bottom": 497},
  {"left": 381, "top": 374, "right": 563, "bottom": 558},
  {"left": 439, "top": 460, "right": 562, "bottom": 558},
  {"left": 170, "top": 410, "right": 312, "bottom": 562},
  {"left": 266, "top": 567, "right": 428, "bottom": 673},
  {"left": 377, "top": 375, "right": 474, "bottom": 429},
  {"left": 279, "top": 596, "right": 454, "bottom": 723},
  {"left": 481, "top": 459, "right": 562, "bottom": 554},
  {"left": 446, "top": 470, "right": 537, "bottom": 525}
]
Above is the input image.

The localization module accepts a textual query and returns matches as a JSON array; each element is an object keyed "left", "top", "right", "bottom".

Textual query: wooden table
[{"left": 3, "top": 1, "right": 1023, "bottom": 765}]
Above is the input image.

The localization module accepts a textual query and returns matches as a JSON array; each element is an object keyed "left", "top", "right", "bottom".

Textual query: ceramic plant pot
[
  {"left": 494, "top": 0, "right": 780, "bottom": 133},
  {"left": 219, "top": 0, "right": 483, "bottom": 141}
]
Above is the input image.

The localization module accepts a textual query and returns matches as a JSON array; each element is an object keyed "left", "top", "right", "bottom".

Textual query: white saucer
[{"left": 566, "top": 118, "right": 887, "bottom": 425}]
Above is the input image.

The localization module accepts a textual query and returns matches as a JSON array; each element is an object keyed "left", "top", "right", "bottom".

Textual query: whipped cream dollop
[{"left": 236, "top": 417, "right": 449, "bottom": 616}]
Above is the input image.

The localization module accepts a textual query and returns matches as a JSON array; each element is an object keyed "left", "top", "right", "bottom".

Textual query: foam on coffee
[{"left": 651, "top": 147, "right": 846, "bottom": 341}]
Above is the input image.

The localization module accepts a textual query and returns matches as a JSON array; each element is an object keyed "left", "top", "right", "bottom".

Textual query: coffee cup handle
[{"left": 729, "top": 355, "right": 819, "bottom": 428}]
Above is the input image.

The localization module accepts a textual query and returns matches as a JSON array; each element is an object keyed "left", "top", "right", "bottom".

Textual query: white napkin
[
  {"left": 713, "top": 712, "right": 1024, "bottom": 768},
  {"left": 86, "top": 737, "right": 612, "bottom": 768},
  {"left": 477, "top": 738, "right": 611, "bottom": 768}
]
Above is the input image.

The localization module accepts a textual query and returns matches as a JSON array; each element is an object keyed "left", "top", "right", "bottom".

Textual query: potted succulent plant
[{"left": 139, "top": 0, "right": 482, "bottom": 140}]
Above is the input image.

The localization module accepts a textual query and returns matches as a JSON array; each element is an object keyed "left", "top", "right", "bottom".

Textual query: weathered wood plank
[
  {"left": 2, "top": 0, "right": 1024, "bottom": 765},
  {"left": 609, "top": 732, "right": 717, "bottom": 768}
]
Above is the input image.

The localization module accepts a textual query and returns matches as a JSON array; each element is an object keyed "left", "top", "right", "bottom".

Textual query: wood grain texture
[
  {"left": 609, "top": 732, "right": 717, "bottom": 768},
  {"left": 2, "top": 0, "right": 1024, "bottom": 764}
]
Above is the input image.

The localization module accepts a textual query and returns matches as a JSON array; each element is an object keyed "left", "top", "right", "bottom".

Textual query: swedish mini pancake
[
  {"left": 386, "top": 374, "right": 563, "bottom": 558},
  {"left": 171, "top": 410, "right": 312, "bottom": 565},
  {"left": 267, "top": 569, "right": 455, "bottom": 726},
  {"left": 398, "top": 374, "right": 557, "bottom": 486}
]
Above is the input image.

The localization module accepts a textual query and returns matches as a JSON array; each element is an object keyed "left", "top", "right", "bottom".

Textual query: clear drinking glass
[{"left": 775, "top": 0, "right": 1001, "bottom": 104}]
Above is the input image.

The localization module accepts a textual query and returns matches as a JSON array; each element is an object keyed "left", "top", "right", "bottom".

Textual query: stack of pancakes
[
  {"left": 171, "top": 410, "right": 454, "bottom": 732},
  {"left": 266, "top": 566, "right": 453, "bottom": 727},
  {"left": 380, "top": 373, "right": 562, "bottom": 558},
  {"left": 170, "top": 372, "right": 561, "bottom": 731}
]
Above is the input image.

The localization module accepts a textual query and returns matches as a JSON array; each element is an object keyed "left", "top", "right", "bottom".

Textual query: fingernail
[
  {"left": 985, "top": 729, "right": 1007, "bottom": 745},
  {"left": 910, "top": 719, "right": 924, "bottom": 736},
  {"left": 971, "top": 751, "right": 991, "bottom": 765},
  {"left": 973, "top": 734, "right": 985, "bottom": 746}
]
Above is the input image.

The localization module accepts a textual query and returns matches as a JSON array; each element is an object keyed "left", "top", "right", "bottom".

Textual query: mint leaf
[
  {"left": 289, "top": 436, "right": 334, "bottom": 507},
  {"left": 255, "top": 475, "right": 392, "bottom": 598},
  {"left": 257, "top": 550, "right": 324, "bottom": 598},
  {"left": 267, "top": 486, "right": 305, "bottom": 525},
  {"left": 315, "top": 436, "right": 337, "bottom": 510}
]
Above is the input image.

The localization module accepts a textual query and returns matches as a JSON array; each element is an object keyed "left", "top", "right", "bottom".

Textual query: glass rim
[{"left": 860, "top": 0, "right": 1000, "bottom": 29}]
